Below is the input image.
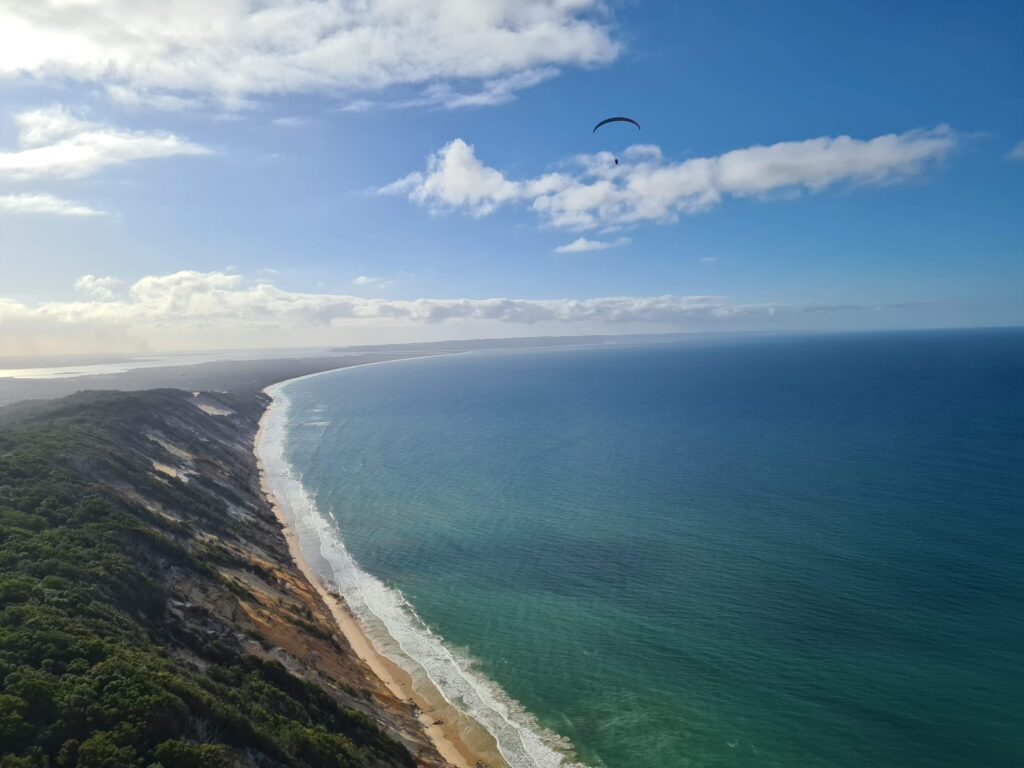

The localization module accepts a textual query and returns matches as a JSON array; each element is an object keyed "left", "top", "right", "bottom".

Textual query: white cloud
[
  {"left": 0, "top": 105, "right": 211, "bottom": 180},
  {"left": 0, "top": 192, "right": 106, "bottom": 217},
  {"left": 399, "top": 67, "right": 560, "bottom": 109},
  {"left": 106, "top": 85, "right": 201, "bottom": 112},
  {"left": 553, "top": 236, "right": 629, "bottom": 253},
  {"left": 383, "top": 128, "right": 958, "bottom": 230},
  {"left": 1009, "top": 140, "right": 1024, "bottom": 160},
  {"left": 379, "top": 138, "right": 559, "bottom": 216},
  {"left": 700, "top": 256, "right": 717, "bottom": 263},
  {"left": 0, "top": 269, "right": 906, "bottom": 355},
  {"left": 340, "top": 99, "right": 375, "bottom": 113},
  {"left": 75, "top": 274, "right": 125, "bottom": 300},
  {"left": 352, "top": 275, "right": 392, "bottom": 289},
  {"left": 0, "top": 1, "right": 617, "bottom": 109}
]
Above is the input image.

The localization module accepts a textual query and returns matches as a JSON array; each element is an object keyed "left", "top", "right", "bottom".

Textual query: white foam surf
[{"left": 259, "top": 374, "right": 589, "bottom": 768}]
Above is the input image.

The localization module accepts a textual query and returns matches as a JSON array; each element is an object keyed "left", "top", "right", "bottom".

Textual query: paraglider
[
  {"left": 592, "top": 116, "right": 640, "bottom": 133},
  {"left": 593, "top": 116, "right": 639, "bottom": 166}
]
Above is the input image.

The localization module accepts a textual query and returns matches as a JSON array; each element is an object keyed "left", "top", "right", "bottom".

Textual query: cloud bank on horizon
[
  {"left": 0, "top": 270, "right": 919, "bottom": 356},
  {"left": 383, "top": 129, "right": 958, "bottom": 231}
]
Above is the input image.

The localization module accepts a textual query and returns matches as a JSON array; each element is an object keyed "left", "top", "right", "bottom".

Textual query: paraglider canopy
[{"left": 593, "top": 116, "right": 640, "bottom": 133}]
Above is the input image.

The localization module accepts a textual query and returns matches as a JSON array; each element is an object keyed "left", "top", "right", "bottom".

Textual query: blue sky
[{"left": 0, "top": 0, "right": 1021, "bottom": 354}]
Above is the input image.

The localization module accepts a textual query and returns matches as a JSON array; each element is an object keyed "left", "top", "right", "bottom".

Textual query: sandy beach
[{"left": 255, "top": 388, "right": 507, "bottom": 768}]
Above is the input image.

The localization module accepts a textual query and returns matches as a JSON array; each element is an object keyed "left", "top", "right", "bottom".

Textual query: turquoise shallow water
[{"left": 279, "top": 330, "right": 1024, "bottom": 768}]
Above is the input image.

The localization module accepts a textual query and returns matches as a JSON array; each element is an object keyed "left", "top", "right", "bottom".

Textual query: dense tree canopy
[{"left": 0, "top": 391, "right": 416, "bottom": 768}]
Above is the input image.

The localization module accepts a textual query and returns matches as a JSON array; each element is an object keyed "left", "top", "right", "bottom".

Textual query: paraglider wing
[{"left": 593, "top": 116, "right": 640, "bottom": 133}]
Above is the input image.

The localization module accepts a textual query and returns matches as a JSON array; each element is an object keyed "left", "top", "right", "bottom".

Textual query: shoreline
[{"left": 254, "top": 360, "right": 508, "bottom": 768}]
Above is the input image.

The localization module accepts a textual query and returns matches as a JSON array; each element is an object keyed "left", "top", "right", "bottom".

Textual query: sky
[{"left": 1, "top": 0, "right": 1022, "bottom": 355}]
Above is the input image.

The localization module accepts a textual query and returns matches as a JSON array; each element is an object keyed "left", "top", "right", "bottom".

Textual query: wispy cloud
[
  {"left": 339, "top": 99, "right": 375, "bottom": 113},
  {"left": 1009, "top": 140, "right": 1024, "bottom": 160},
  {"left": 106, "top": 85, "right": 202, "bottom": 112},
  {"left": 554, "top": 236, "right": 630, "bottom": 253},
  {"left": 382, "top": 128, "right": 958, "bottom": 230},
  {"left": 394, "top": 68, "right": 560, "bottom": 110},
  {"left": 0, "top": 270, "right": 919, "bottom": 355},
  {"left": 341, "top": 67, "right": 556, "bottom": 113},
  {"left": 273, "top": 116, "right": 309, "bottom": 128},
  {"left": 0, "top": 1, "right": 617, "bottom": 109},
  {"left": 0, "top": 192, "right": 106, "bottom": 217},
  {"left": 352, "top": 275, "right": 392, "bottom": 290},
  {"left": 0, "top": 105, "right": 211, "bottom": 180}
]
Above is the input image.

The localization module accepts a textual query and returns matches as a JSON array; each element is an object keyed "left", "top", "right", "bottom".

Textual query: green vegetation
[{"left": 0, "top": 391, "right": 414, "bottom": 768}]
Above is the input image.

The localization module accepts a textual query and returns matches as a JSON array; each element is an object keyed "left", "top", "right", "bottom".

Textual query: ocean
[{"left": 262, "top": 329, "right": 1024, "bottom": 768}]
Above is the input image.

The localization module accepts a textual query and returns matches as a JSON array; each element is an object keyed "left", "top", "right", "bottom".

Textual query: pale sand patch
[
  {"left": 152, "top": 461, "right": 179, "bottom": 478},
  {"left": 256, "top": 401, "right": 506, "bottom": 768},
  {"left": 190, "top": 391, "right": 234, "bottom": 416},
  {"left": 196, "top": 402, "right": 234, "bottom": 416},
  {"left": 148, "top": 433, "right": 194, "bottom": 461}
]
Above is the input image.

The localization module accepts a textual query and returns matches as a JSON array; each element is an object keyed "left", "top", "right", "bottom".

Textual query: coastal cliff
[{"left": 0, "top": 388, "right": 451, "bottom": 767}]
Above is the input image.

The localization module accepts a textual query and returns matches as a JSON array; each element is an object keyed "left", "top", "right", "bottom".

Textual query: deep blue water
[{"left": 281, "top": 329, "right": 1024, "bottom": 768}]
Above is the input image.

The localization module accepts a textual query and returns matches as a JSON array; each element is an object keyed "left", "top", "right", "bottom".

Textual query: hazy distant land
[
  {"left": 0, "top": 353, "right": 433, "bottom": 406},
  {"left": 0, "top": 332, "right": 686, "bottom": 406},
  {"left": 0, "top": 331, "right": 816, "bottom": 407}
]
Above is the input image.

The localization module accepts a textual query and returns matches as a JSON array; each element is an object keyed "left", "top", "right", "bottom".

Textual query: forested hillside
[{"left": 0, "top": 390, "right": 442, "bottom": 768}]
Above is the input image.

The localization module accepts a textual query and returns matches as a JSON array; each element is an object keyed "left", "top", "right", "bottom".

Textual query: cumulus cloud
[
  {"left": 553, "top": 236, "right": 629, "bottom": 253},
  {"left": 75, "top": 275, "right": 126, "bottom": 301},
  {"left": 383, "top": 128, "right": 958, "bottom": 230},
  {"left": 0, "top": 1, "right": 617, "bottom": 109},
  {"left": 1009, "top": 140, "right": 1024, "bottom": 160},
  {"left": 0, "top": 192, "right": 106, "bottom": 216},
  {"left": 380, "top": 138, "right": 530, "bottom": 215},
  {"left": 0, "top": 269, "right": 907, "bottom": 355},
  {"left": 0, "top": 105, "right": 211, "bottom": 180}
]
